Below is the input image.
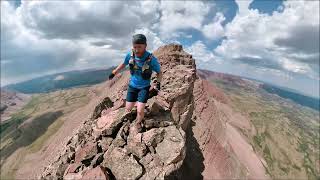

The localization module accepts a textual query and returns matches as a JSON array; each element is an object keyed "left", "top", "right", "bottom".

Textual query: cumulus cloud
[
  {"left": 1, "top": 2, "right": 83, "bottom": 84},
  {"left": 19, "top": 1, "right": 147, "bottom": 40},
  {"left": 202, "top": 12, "right": 226, "bottom": 40},
  {"left": 214, "top": 0, "right": 319, "bottom": 80},
  {"left": 0, "top": 1, "right": 162, "bottom": 86},
  {"left": 133, "top": 28, "right": 165, "bottom": 51},
  {"left": 156, "top": 1, "right": 213, "bottom": 39},
  {"left": 185, "top": 41, "right": 216, "bottom": 63}
]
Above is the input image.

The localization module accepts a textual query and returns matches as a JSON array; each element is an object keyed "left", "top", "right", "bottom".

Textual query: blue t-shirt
[{"left": 123, "top": 50, "right": 161, "bottom": 89}]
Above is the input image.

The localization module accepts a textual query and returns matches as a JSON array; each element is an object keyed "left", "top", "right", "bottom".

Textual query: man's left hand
[
  {"left": 153, "top": 80, "right": 160, "bottom": 91},
  {"left": 156, "top": 82, "right": 161, "bottom": 91}
]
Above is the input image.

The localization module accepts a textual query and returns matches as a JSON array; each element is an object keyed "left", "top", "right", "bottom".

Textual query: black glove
[
  {"left": 148, "top": 88, "right": 158, "bottom": 99},
  {"left": 156, "top": 81, "right": 161, "bottom": 91},
  {"left": 153, "top": 80, "right": 160, "bottom": 91},
  {"left": 108, "top": 72, "right": 115, "bottom": 80}
]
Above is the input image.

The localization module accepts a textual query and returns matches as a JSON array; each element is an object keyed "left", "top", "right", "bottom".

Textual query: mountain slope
[
  {"left": 197, "top": 70, "right": 320, "bottom": 179},
  {"left": 0, "top": 90, "right": 31, "bottom": 122},
  {"left": 0, "top": 85, "right": 102, "bottom": 179},
  {"left": 181, "top": 76, "right": 268, "bottom": 179}
]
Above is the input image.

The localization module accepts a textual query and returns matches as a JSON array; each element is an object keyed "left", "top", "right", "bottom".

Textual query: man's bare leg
[
  {"left": 125, "top": 101, "right": 135, "bottom": 113},
  {"left": 136, "top": 102, "right": 146, "bottom": 125}
]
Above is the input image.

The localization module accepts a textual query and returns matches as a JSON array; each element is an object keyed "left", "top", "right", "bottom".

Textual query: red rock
[
  {"left": 81, "top": 166, "right": 109, "bottom": 180},
  {"left": 102, "top": 147, "right": 143, "bottom": 179},
  {"left": 64, "top": 162, "right": 82, "bottom": 175},
  {"left": 112, "top": 100, "right": 125, "bottom": 110},
  {"left": 98, "top": 137, "right": 113, "bottom": 152},
  {"left": 142, "top": 128, "right": 165, "bottom": 147},
  {"left": 75, "top": 141, "right": 97, "bottom": 163},
  {"left": 127, "top": 130, "right": 147, "bottom": 158},
  {"left": 64, "top": 172, "right": 82, "bottom": 180},
  {"left": 96, "top": 110, "right": 119, "bottom": 129}
]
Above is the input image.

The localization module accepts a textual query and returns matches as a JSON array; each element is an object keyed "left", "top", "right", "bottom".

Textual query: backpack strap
[
  {"left": 130, "top": 49, "right": 135, "bottom": 59},
  {"left": 142, "top": 53, "right": 153, "bottom": 70},
  {"left": 145, "top": 53, "right": 153, "bottom": 65},
  {"left": 129, "top": 49, "right": 136, "bottom": 74}
]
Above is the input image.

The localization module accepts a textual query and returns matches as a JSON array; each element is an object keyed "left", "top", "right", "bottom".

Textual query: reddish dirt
[{"left": 187, "top": 77, "right": 269, "bottom": 179}]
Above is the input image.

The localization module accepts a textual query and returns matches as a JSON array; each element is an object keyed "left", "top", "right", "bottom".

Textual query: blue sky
[{"left": 1, "top": 0, "right": 319, "bottom": 98}]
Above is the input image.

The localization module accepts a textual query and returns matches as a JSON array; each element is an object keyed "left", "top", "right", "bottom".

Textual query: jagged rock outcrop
[{"left": 40, "top": 44, "right": 196, "bottom": 180}]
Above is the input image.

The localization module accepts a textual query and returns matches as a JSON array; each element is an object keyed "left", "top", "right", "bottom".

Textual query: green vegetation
[
  {"left": 209, "top": 77, "right": 320, "bottom": 179},
  {"left": 0, "top": 86, "right": 93, "bottom": 178}
]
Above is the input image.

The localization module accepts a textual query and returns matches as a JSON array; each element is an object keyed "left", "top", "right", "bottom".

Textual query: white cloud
[
  {"left": 156, "top": 1, "right": 213, "bottom": 39},
  {"left": 236, "top": 0, "right": 253, "bottom": 15},
  {"left": 18, "top": 1, "right": 144, "bottom": 40},
  {"left": 0, "top": 1, "right": 163, "bottom": 86},
  {"left": 214, "top": 0, "right": 319, "bottom": 79},
  {"left": 185, "top": 41, "right": 216, "bottom": 63},
  {"left": 202, "top": 12, "right": 226, "bottom": 40},
  {"left": 133, "top": 28, "right": 165, "bottom": 51}
]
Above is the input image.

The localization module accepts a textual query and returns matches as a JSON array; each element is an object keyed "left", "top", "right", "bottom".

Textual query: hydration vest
[{"left": 129, "top": 49, "right": 153, "bottom": 80}]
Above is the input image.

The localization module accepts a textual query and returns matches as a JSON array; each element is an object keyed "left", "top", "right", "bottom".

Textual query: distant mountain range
[
  {"left": 198, "top": 69, "right": 319, "bottom": 111},
  {"left": 3, "top": 67, "right": 115, "bottom": 94},
  {"left": 2, "top": 67, "right": 319, "bottom": 111},
  {"left": 261, "top": 83, "right": 319, "bottom": 111}
]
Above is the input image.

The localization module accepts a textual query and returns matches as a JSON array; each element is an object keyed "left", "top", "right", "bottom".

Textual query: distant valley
[{"left": 3, "top": 67, "right": 114, "bottom": 94}]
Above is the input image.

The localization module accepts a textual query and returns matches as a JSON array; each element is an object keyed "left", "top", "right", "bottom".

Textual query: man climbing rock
[{"left": 108, "top": 34, "right": 162, "bottom": 133}]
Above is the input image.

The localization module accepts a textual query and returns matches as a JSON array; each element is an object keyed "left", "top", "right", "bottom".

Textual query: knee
[
  {"left": 125, "top": 105, "right": 133, "bottom": 113},
  {"left": 137, "top": 109, "right": 144, "bottom": 116}
]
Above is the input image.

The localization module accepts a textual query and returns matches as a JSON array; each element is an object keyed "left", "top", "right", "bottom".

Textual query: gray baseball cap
[{"left": 132, "top": 34, "right": 147, "bottom": 44}]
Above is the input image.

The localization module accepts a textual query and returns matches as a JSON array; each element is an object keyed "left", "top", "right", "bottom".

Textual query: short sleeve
[
  {"left": 151, "top": 56, "right": 161, "bottom": 73},
  {"left": 123, "top": 52, "right": 131, "bottom": 65}
]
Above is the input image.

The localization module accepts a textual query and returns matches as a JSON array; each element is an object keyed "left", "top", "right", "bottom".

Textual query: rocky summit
[{"left": 40, "top": 44, "right": 197, "bottom": 180}]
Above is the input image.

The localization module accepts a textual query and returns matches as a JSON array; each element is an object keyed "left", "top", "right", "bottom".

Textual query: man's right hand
[{"left": 108, "top": 72, "right": 115, "bottom": 80}]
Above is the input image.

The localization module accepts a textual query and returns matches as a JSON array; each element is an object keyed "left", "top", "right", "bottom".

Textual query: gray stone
[
  {"left": 90, "top": 153, "right": 104, "bottom": 168},
  {"left": 98, "top": 137, "right": 113, "bottom": 152},
  {"left": 155, "top": 126, "right": 185, "bottom": 165},
  {"left": 102, "top": 147, "right": 143, "bottom": 180},
  {"left": 142, "top": 128, "right": 165, "bottom": 147}
]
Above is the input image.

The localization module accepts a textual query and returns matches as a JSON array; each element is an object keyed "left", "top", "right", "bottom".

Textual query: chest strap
[{"left": 129, "top": 50, "right": 153, "bottom": 80}]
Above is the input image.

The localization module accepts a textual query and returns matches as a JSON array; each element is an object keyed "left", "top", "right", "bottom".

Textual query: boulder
[
  {"left": 95, "top": 110, "right": 119, "bottom": 129},
  {"left": 74, "top": 141, "right": 97, "bottom": 165},
  {"left": 102, "top": 147, "right": 143, "bottom": 179},
  {"left": 112, "top": 123, "right": 127, "bottom": 147},
  {"left": 64, "top": 162, "right": 82, "bottom": 175},
  {"left": 127, "top": 128, "right": 147, "bottom": 159},
  {"left": 81, "top": 166, "right": 109, "bottom": 180},
  {"left": 91, "top": 96, "right": 114, "bottom": 120},
  {"left": 93, "top": 108, "right": 128, "bottom": 137},
  {"left": 142, "top": 128, "right": 165, "bottom": 147},
  {"left": 155, "top": 126, "right": 185, "bottom": 165},
  {"left": 98, "top": 137, "right": 113, "bottom": 152}
]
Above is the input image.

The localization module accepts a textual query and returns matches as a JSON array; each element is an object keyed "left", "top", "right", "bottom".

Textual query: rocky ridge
[{"left": 40, "top": 44, "right": 197, "bottom": 180}]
